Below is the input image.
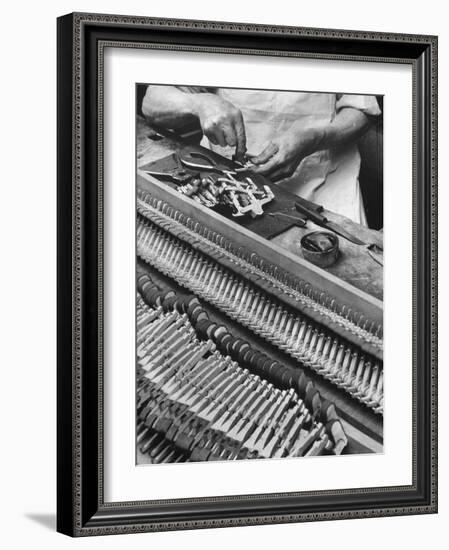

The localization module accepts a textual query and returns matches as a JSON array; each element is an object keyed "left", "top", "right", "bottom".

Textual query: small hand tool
[
  {"left": 144, "top": 168, "right": 195, "bottom": 185},
  {"left": 268, "top": 212, "right": 307, "bottom": 227},
  {"left": 178, "top": 151, "right": 237, "bottom": 177}
]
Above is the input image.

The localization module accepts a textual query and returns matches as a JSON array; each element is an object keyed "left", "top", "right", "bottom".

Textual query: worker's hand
[
  {"left": 192, "top": 94, "right": 247, "bottom": 159},
  {"left": 250, "top": 125, "right": 324, "bottom": 181}
]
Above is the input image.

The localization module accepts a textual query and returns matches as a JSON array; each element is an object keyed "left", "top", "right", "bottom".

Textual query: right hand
[{"left": 193, "top": 94, "right": 246, "bottom": 159}]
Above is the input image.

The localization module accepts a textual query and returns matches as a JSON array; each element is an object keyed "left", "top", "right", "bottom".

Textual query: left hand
[{"left": 250, "top": 125, "right": 323, "bottom": 182}]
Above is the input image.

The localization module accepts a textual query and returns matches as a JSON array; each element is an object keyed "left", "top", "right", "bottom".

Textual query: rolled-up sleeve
[
  {"left": 175, "top": 85, "right": 211, "bottom": 94},
  {"left": 336, "top": 94, "right": 381, "bottom": 116}
]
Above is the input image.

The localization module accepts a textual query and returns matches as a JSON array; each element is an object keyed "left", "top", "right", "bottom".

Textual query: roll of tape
[{"left": 300, "top": 231, "right": 339, "bottom": 268}]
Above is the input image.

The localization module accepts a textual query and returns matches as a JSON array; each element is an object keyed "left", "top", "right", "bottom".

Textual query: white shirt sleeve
[{"left": 336, "top": 94, "right": 381, "bottom": 116}]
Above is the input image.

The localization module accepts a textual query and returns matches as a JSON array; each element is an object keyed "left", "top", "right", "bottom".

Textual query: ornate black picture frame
[{"left": 57, "top": 12, "right": 438, "bottom": 536}]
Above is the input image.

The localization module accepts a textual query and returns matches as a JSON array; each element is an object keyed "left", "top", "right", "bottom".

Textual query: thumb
[{"left": 249, "top": 142, "right": 278, "bottom": 165}]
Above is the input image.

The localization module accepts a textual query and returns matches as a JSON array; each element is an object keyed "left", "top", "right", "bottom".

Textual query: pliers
[
  {"left": 143, "top": 167, "right": 195, "bottom": 185},
  {"left": 178, "top": 151, "right": 237, "bottom": 177}
]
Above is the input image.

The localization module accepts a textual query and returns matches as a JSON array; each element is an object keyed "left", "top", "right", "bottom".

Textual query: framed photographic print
[{"left": 57, "top": 12, "right": 438, "bottom": 536}]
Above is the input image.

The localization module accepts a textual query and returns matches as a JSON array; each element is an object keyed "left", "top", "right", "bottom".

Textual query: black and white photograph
[
  {"left": 52, "top": 9, "right": 437, "bottom": 538},
  {"left": 135, "top": 83, "right": 384, "bottom": 465}
]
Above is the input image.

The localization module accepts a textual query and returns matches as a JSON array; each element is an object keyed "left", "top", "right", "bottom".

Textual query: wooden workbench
[{"left": 137, "top": 116, "right": 383, "bottom": 301}]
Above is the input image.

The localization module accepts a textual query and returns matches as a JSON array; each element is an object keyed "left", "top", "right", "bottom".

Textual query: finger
[
  {"left": 233, "top": 113, "right": 247, "bottom": 158},
  {"left": 251, "top": 154, "right": 281, "bottom": 175},
  {"left": 269, "top": 168, "right": 291, "bottom": 182},
  {"left": 206, "top": 126, "right": 226, "bottom": 147},
  {"left": 206, "top": 131, "right": 218, "bottom": 146},
  {"left": 222, "top": 124, "right": 237, "bottom": 147},
  {"left": 268, "top": 161, "right": 296, "bottom": 180},
  {"left": 250, "top": 142, "right": 278, "bottom": 165}
]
